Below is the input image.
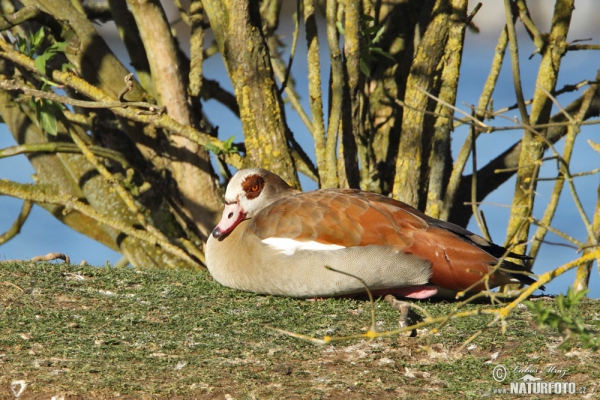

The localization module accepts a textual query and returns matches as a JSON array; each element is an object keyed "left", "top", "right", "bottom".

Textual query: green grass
[{"left": 1, "top": 262, "right": 598, "bottom": 399}]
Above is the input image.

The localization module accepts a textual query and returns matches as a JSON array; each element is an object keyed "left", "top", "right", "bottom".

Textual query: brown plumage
[{"left": 205, "top": 168, "right": 540, "bottom": 299}]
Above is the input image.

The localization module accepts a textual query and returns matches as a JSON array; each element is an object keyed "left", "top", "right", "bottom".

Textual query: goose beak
[{"left": 212, "top": 201, "right": 245, "bottom": 239}]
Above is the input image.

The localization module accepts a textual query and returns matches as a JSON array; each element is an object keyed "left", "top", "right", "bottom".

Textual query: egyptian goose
[{"left": 205, "top": 168, "right": 539, "bottom": 299}]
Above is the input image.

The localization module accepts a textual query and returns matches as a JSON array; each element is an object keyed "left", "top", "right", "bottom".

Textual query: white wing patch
[{"left": 262, "top": 237, "right": 346, "bottom": 255}]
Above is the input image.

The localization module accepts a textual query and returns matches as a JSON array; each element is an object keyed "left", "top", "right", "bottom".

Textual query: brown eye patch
[{"left": 241, "top": 175, "right": 265, "bottom": 199}]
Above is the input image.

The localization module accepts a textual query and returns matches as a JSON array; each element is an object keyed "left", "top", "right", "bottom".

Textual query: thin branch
[
  {"left": 271, "top": 55, "right": 313, "bottom": 134},
  {"left": 525, "top": 87, "right": 595, "bottom": 242},
  {"left": 0, "top": 38, "right": 244, "bottom": 168},
  {"left": 576, "top": 182, "right": 600, "bottom": 291},
  {"left": 0, "top": 252, "right": 70, "bottom": 264},
  {"left": 30, "top": 253, "right": 70, "bottom": 263},
  {"left": 515, "top": 0, "right": 546, "bottom": 57},
  {"left": 0, "top": 179, "right": 199, "bottom": 267},
  {"left": 529, "top": 217, "right": 586, "bottom": 249},
  {"left": 470, "top": 127, "right": 492, "bottom": 241},
  {"left": 0, "top": 142, "right": 130, "bottom": 167},
  {"left": 324, "top": 0, "right": 342, "bottom": 188},
  {"left": 0, "top": 6, "right": 40, "bottom": 30},
  {"left": 0, "top": 79, "right": 164, "bottom": 113},
  {"left": 66, "top": 126, "right": 201, "bottom": 264},
  {"left": 567, "top": 44, "right": 600, "bottom": 51},
  {"left": 450, "top": 82, "right": 600, "bottom": 227},
  {"left": 465, "top": 2, "right": 482, "bottom": 26},
  {"left": 441, "top": 21, "right": 509, "bottom": 221},
  {"left": 505, "top": 0, "right": 575, "bottom": 262},
  {"left": 467, "top": 79, "right": 595, "bottom": 121},
  {"left": 189, "top": 0, "right": 205, "bottom": 98},
  {"left": 325, "top": 266, "right": 376, "bottom": 334},
  {"left": 503, "top": 0, "right": 530, "bottom": 126},
  {"left": 0, "top": 200, "right": 32, "bottom": 245},
  {"left": 537, "top": 168, "right": 600, "bottom": 180},
  {"left": 425, "top": 0, "right": 468, "bottom": 219},
  {"left": 303, "top": 0, "right": 326, "bottom": 185},
  {"left": 395, "top": 98, "right": 491, "bottom": 131},
  {"left": 173, "top": 0, "right": 190, "bottom": 25},
  {"left": 528, "top": 84, "right": 596, "bottom": 266},
  {"left": 416, "top": 86, "right": 489, "bottom": 131},
  {"left": 278, "top": 0, "right": 300, "bottom": 95}
]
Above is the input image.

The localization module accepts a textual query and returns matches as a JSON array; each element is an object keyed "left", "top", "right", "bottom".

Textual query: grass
[{"left": 1, "top": 261, "right": 599, "bottom": 399}]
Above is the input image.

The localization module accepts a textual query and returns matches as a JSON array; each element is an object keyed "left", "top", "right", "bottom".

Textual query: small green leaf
[
  {"left": 365, "top": 25, "right": 381, "bottom": 36},
  {"left": 32, "top": 98, "right": 63, "bottom": 136},
  {"left": 222, "top": 136, "right": 238, "bottom": 153},
  {"left": 62, "top": 63, "right": 76, "bottom": 73},
  {"left": 47, "top": 41, "right": 68, "bottom": 53},
  {"left": 16, "top": 36, "right": 29, "bottom": 54},
  {"left": 34, "top": 53, "right": 51, "bottom": 74},
  {"left": 372, "top": 26, "right": 386, "bottom": 44},
  {"left": 359, "top": 59, "right": 370, "bottom": 76},
  {"left": 30, "top": 28, "right": 45, "bottom": 51},
  {"left": 204, "top": 143, "right": 220, "bottom": 154},
  {"left": 38, "top": 107, "right": 58, "bottom": 136},
  {"left": 371, "top": 47, "right": 395, "bottom": 61},
  {"left": 39, "top": 76, "right": 63, "bottom": 87},
  {"left": 336, "top": 21, "right": 345, "bottom": 35},
  {"left": 205, "top": 136, "right": 238, "bottom": 155},
  {"left": 34, "top": 41, "right": 68, "bottom": 75}
]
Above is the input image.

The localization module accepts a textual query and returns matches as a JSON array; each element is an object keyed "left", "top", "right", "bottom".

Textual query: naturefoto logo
[{"left": 490, "top": 364, "right": 587, "bottom": 395}]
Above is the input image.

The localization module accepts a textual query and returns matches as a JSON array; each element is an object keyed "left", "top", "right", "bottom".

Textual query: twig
[
  {"left": 529, "top": 217, "right": 586, "bottom": 249},
  {"left": 0, "top": 39, "right": 244, "bottom": 169},
  {"left": 304, "top": 0, "right": 327, "bottom": 184},
  {"left": 0, "top": 200, "right": 32, "bottom": 245},
  {"left": 0, "top": 79, "right": 163, "bottom": 113},
  {"left": 384, "top": 295, "right": 423, "bottom": 337},
  {"left": 532, "top": 86, "right": 596, "bottom": 242},
  {"left": 173, "top": 0, "right": 190, "bottom": 25},
  {"left": 324, "top": 266, "right": 376, "bottom": 334},
  {"left": 440, "top": 21, "right": 510, "bottom": 220},
  {"left": 528, "top": 82, "right": 594, "bottom": 262},
  {"left": 537, "top": 167, "right": 600, "bottom": 181},
  {"left": 1, "top": 280, "right": 24, "bottom": 293},
  {"left": 1, "top": 253, "right": 71, "bottom": 264},
  {"left": 465, "top": 2, "right": 482, "bottom": 26},
  {"left": 0, "top": 142, "right": 130, "bottom": 167},
  {"left": 533, "top": 239, "right": 580, "bottom": 251},
  {"left": 503, "top": 0, "right": 530, "bottom": 125},
  {"left": 30, "top": 252, "right": 70, "bottom": 263},
  {"left": 474, "top": 79, "right": 594, "bottom": 119},
  {"left": 395, "top": 98, "right": 493, "bottom": 132},
  {"left": 278, "top": 0, "right": 300, "bottom": 95},
  {"left": 416, "top": 86, "right": 490, "bottom": 130},
  {"left": 567, "top": 44, "right": 600, "bottom": 51},
  {"left": 272, "top": 249, "right": 600, "bottom": 345},
  {"left": 188, "top": 0, "right": 205, "bottom": 98},
  {"left": 67, "top": 129, "right": 196, "bottom": 266},
  {"left": 515, "top": 0, "right": 546, "bottom": 57},
  {"left": 0, "top": 179, "right": 198, "bottom": 267},
  {"left": 470, "top": 127, "right": 492, "bottom": 240},
  {"left": 463, "top": 201, "right": 512, "bottom": 209},
  {"left": 0, "top": 6, "right": 40, "bottom": 30},
  {"left": 323, "top": 0, "right": 342, "bottom": 188},
  {"left": 117, "top": 73, "right": 135, "bottom": 102}
]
